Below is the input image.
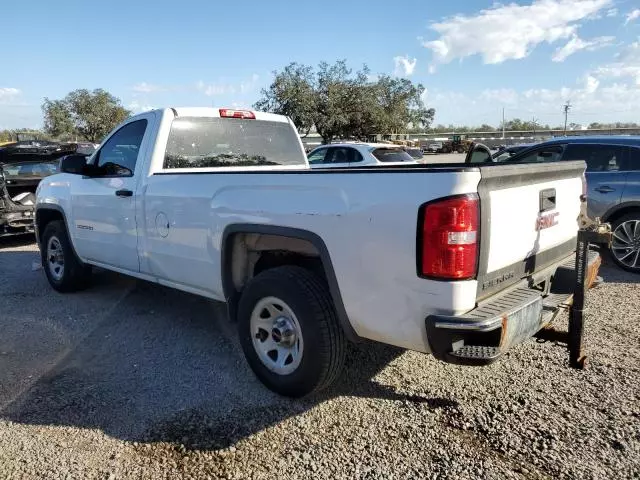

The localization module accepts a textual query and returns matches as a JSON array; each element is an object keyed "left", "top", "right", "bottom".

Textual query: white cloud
[
  {"left": 197, "top": 74, "right": 260, "bottom": 96},
  {"left": 606, "top": 8, "right": 618, "bottom": 17},
  {"left": 422, "top": 0, "right": 612, "bottom": 68},
  {"left": 428, "top": 74, "right": 640, "bottom": 127},
  {"left": 393, "top": 55, "right": 417, "bottom": 76},
  {"left": 0, "top": 87, "right": 21, "bottom": 102},
  {"left": 198, "top": 82, "right": 233, "bottom": 96},
  {"left": 552, "top": 34, "right": 615, "bottom": 61},
  {"left": 480, "top": 88, "right": 519, "bottom": 105},
  {"left": 127, "top": 101, "right": 154, "bottom": 113},
  {"left": 240, "top": 74, "right": 260, "bottom": 93},
  {"left": 582, "top": 75, "right": 600, "bottom": 93},
  {"left": 625, "top": 9, "right": 640, "bottom": 25},
  {"left": 594, "top": 41, "right": 640, "bottom": 85},
  {"left": 132, "top": 82, "right": 165, "bottom": 93}
]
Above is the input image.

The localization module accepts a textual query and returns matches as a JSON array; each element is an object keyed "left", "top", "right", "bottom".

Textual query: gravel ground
[{"left": 0, "top": 236, "right": 638, "bottom": 479}]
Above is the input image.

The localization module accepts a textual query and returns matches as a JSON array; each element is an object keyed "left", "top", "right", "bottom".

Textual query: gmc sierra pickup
[{"left": 35, "top": 108, "right": 601, "bottom": 397}]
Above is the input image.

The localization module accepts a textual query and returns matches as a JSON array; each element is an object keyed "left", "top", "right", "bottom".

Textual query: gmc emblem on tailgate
[{"left": 535, "top": 212, "right": 559, "bottom": 231}]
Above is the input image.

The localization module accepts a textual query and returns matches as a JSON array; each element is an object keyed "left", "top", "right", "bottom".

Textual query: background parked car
[
  {"left": 498, "top": 136, "right": 640, "bottom": 273},
  {"left": 491, "top": 143, "right": 534, "bottom": 162},
  {"left": 423, "top": 142, "right": 442, "bottom": 154},
  {"left": 307, "top": 143, "right": 417, "bottom": 168},
  {"left": 403, "top": 147, "right": 424, "bottom": 160}
]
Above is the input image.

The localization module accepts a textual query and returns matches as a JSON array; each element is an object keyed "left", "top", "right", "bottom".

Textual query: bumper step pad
[{"left": 449, "top": 345, "right": 501, "bottom": 364}]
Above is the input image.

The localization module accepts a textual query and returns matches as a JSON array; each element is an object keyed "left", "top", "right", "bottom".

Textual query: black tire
[
  {"left": 609, "top": 212, "right": 640, "bottom": 273},
  {"left": 41, "top": 220, "right": 92, "bottom": 292},
  {"left": 237, "top": 265, "right": 346, "bottom": 397}
]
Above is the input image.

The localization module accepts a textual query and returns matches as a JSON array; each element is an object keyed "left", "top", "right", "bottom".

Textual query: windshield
[
  {"left": 371, "top": 148, "right": 414, "bottom": 163},
  {"left": 163, "top": 117, "right": 305, "bottom": 169},
  {"left": 406, "top": 148, "right": 424, "bottom": 159},
  {"left": 76, "top": 144, "right": 96, "bottom": 156},
  {"left": 2, "top": 161, "right": 59, "bottom": 177}
]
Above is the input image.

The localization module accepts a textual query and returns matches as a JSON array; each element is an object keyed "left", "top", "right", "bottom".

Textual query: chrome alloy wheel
[
  {"left": 612, "top": 219, "right": 640, "bottom": 270},
  {"left": 46, "top": 235, "right": 65, "bottom": 281},
  {"left": 250, "top": 296, "right": 304, "bottom": 375}
]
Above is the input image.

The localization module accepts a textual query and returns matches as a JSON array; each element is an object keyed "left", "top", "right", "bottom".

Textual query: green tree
[
  {"left": 374, "top": 75, "right": 434, "bottom": 134},
  {"left": 313, "top": 60, "right": 370, "bottom": 144},
  {"left": 42, "top": 89, "right": 130, "bottom": 142},
  {"left": 254, "top": 63, "right": 317, "bottom": 137},
  {"left": 42, "top": 99, "right": 75, "bottom": 139},
  {"left": 254, "top": 60, "right": 435, "bottom": 144}
]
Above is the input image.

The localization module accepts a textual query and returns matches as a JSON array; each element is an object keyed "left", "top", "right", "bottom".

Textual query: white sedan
[{"left": 307, "top": 142, "right": 418, "bottom": 168}]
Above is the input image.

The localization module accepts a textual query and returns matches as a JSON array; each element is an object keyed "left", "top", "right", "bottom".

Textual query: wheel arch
[
  {"left": 221, "top": 224, "right": 359, "bottom": 342},
  {"left": 35, "top": 205, "right": 80, "bottom": 257},
  {"left": 602, "top": 201, "right": 640, "bottom": 225}
]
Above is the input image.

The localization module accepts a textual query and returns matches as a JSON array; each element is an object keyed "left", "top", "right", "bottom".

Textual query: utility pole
[
  {"left": 532, "top": 116, "right": 537, "bottom": 138},
  {"left": 502, "top": 107, "right": 505, "bottom": 139},
  {"left": 563, "top": 101, "right": 572, "bottom": 135}
]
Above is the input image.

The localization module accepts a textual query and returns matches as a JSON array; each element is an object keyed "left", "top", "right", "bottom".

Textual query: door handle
[
  {"left": 594, "top": 186, "right": 615, "bottom": 193},
  {"left": 115, "top": 189, "right": 133, "bottom": 197}
]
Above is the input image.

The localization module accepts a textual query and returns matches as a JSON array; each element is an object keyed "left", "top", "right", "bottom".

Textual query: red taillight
[
  {"left": 420, "top": 194, "right": 479, "bottom": 280},
  {"left": 219, "top": 108, "right": 256, "bottom": 119}
]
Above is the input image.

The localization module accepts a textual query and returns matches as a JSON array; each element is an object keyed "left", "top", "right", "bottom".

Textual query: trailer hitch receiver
[{"left": 536, "top": 196, "right": 612, "bottom": 368}]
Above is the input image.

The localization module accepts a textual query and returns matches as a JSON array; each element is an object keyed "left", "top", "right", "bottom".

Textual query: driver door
[{"left": 70, "top": 117, "right": 151, "bottom": 271}]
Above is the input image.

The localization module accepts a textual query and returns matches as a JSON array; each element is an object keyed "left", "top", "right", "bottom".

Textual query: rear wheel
[
  {"left": 237, "top": 266, "right": 346, "bottom": 397},
  {"left": 610, "top": 212, "right": 640, "bottom": 273},
  {"left": 41, "top": 220, "right": 92, "bottom": 292}
]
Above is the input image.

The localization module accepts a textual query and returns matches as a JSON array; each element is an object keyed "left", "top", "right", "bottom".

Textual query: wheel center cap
[{"left": 272, "top": 317, "right": 296, "bottom": 347}]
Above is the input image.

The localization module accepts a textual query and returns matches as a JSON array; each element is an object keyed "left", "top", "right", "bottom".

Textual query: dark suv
[{"left": 495, "top": 136, "right": 640, "bottom": 273}]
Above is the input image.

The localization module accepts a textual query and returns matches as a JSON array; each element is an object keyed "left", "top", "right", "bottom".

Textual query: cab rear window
[
  {"left": 163, "top": 117, "right": 305, "bottom": 169},
  {"left": 371, "top": 148, "right": 414, "bottom": 163}
]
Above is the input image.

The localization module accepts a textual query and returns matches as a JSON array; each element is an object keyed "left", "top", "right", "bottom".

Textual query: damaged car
[
  {"left": 0, "top": 141, "right": 92, "bottom": 238},
  {"left": 0, "top": 163, "right": 37, "bottom": 237}
]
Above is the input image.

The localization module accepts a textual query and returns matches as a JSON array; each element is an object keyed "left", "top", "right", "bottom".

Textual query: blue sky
[{"left": 1, "top": 0, "right": 639, "bottom": 130}]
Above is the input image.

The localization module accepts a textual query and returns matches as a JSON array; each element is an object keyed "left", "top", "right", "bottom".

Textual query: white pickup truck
[{"left": 35, "top": 108, "right": 601, "bottom": 397}]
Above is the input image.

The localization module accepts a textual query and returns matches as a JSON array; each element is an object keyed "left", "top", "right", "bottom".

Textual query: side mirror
[{"left": 59, "top": 154, "right": 89, "bottom": 175}]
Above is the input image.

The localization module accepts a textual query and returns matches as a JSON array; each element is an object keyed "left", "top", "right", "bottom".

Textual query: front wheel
[
  {"left": 41, "top": 220, "right": 92, "bottom": 292},
  {"left": 237, "top": 266, "right": 346, "bottom": 397},
  {"left": 609, "top": 212, "right": 640, "bottom": 273}
]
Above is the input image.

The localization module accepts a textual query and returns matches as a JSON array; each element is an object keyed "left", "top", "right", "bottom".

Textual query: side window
[
  {"left": 347, "top": 148, "right": 363, "bottom": 163},
  {"left": 562, "top": 144, "right": 624, "bottom": 172},
  {"left": 507, "top": 145, "right": 564, "bottom": 164},
  {"left": 93, "top": 119, "right": 147, "bottom": 176},
  {"left": 328, "top": 147, "right": 350, "bottom": 164},
  {"left": 307, "top": 147, "right": 362, "bottom": 164},
  {"left": 626, "top": 147, "right": 640, "bottom": 171},
  {"left": 307, "top": 148, "right": 327, "bottom": 165}
]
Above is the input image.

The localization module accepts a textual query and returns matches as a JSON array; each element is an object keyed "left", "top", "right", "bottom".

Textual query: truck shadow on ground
[
  {"left": 0, "top": 233, "right": 36, "bottom": 249},
  {"left": 0, "top": 261, "right": 457, "bottom": 452}
]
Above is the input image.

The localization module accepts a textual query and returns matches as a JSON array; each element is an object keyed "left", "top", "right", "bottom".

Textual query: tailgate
[{"left": 476, "top": 161, "right": 585, "bottom": 300}]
